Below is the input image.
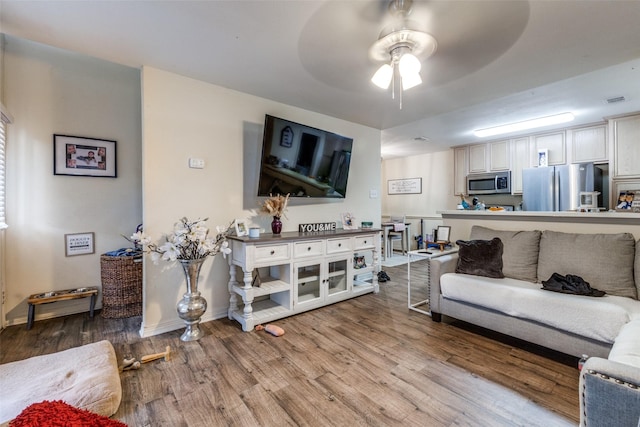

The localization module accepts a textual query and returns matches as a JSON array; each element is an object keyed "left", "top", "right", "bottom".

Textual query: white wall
[
  {"left": 3, "top": 36, "right": 142, "bottom": 325},
  {"left": 140, "top": 67, "right": 381, "bottom": 337},
  {"left": 381, "top": 150, "right": 459, "bottom": 247}
]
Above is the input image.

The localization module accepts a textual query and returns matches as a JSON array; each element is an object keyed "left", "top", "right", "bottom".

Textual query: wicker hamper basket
[{"left": 100, "top": 254, "right": 143, "bottom": 318}]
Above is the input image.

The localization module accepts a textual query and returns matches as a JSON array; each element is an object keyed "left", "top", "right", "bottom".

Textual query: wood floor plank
[{"left": 0, "top": 263, "right": 580, "bottom": 426}]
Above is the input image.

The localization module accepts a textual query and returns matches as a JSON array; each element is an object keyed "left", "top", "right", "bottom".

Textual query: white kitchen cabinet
[
  {"left": 611, "top": 114, "right": 640, "bottom": 179},
  {"left": 453, "top": 146, "right": 468, "bottom": 195},
  {"left": 532, "top": 131, "right": 566, "bottom": 165},
  {"left": 468, "top": 140, "right": 510, "bottom": 174},
  {"left": 227, "top": 230, "right": 380, "bottom": 331},
  {"left": 570, "top": 124, "right": 607, "bottom": 163},
  {"left": 468, "top": 144, "right": 488, "bottom": 173},
  {"left": 510, "top": 136, "right": 531, "bottom": 194},
  {"left": 489, "top": 140, "right": 511, "bottom": 171}
]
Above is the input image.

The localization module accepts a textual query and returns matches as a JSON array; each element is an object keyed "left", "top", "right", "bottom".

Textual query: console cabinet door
[{"left": 612, "top": 115, "right": 640, "bottom": 178}]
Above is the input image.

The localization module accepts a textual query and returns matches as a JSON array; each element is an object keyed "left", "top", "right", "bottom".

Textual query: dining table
[{"left": 381, "top": 222, "right": 412, "bottom": 260}]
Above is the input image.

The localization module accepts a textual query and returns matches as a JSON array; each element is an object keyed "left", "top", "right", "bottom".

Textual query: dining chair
[{"left": 387, "top": 215, "right": 407, "bottom": 257}]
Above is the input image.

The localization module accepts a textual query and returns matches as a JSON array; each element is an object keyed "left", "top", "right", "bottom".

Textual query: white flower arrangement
[{"left": 130, "top": 217, "right": 233, "bottom": 263}]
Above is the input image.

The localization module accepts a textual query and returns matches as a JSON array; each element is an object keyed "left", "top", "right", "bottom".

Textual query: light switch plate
[
  {"left": 189, "top": 158, "right": 205, "bottom": 169},
  {"left": 369, "top": 189, "right": 378, "bottom": 199}
]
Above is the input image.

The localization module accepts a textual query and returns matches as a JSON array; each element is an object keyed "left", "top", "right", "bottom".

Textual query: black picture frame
[
  {"left": 280, "top": 126, "right": 293, "bottom": 147},
  {"left": 53, "top": 134, "right": 117, "bottom": 178}
]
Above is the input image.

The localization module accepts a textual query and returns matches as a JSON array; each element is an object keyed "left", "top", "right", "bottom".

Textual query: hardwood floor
[{"left": 0, "top": 260, "right": 579, "bottom": 426}]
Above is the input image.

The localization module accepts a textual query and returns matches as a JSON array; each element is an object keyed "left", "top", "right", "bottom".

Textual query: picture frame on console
[
  {"left": 436, "top": 226, "right": 451, "bottom": 242},
  {"left": 235, "top": 219, "right": 248, "bottom": 236}
]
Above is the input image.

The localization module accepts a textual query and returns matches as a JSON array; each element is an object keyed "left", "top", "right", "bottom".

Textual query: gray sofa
[{"left": 429, "top": 226, "right": 640, "bottom": 427}]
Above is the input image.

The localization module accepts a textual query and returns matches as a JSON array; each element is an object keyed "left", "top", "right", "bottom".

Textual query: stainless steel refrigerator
[{"left": 522, "top": 163, "right": 603, "bottom": 211}]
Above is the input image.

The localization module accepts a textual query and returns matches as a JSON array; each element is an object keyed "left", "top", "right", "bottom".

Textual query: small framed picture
[
  {"left": 436, "top": 226, "right": 451, "bottom": 242},
  {"left": 280, "top": 126, "right": 294, "bottom": 147},
  {"left": 235, "top": 219, "right": 248, "bottom": 236},
  {"left": 341, "top": 212, "right": 357, "bottom": 230},
  {"left": 615, "top": 190, "right": 640, "bottom": 212},
  {"left": 65, "top": 232, "right": 95, "bottom": 256},
  {"left": 54, "top": 134, "right": 117, "bottom": 178},
  {"left": 537, "top": 148, "right": 548, "bottom": 167}
]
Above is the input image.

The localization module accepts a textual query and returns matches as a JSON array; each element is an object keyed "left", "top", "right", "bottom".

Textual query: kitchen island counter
[{"left": 439, "top": 210, "right": 640, "bottom": 240}]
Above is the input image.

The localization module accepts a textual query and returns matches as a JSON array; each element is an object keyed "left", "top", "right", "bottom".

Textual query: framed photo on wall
[
  {"left": 54, "top": 134, "right": 117, "bottom": 178},
  {"left": 65, "top": 232, "right": 95, "bottom": 256}
]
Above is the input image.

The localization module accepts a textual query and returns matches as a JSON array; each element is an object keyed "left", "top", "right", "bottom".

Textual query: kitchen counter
[
  {"left": 438, "top": 210, "right": 640, "bottom": 240},
  {"left": 439, "top": 210, "right": 640, "bottom": 225}
]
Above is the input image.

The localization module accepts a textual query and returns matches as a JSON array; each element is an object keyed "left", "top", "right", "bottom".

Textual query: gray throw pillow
[
  {"left": 537, "top": 231, "right": 637, "bottom": 299},
  {"left": 455, "top": 238, "right": 504, "bottom": 279},
  {"left": 470, "top": 226, "right": 541, "bottom": 282}
]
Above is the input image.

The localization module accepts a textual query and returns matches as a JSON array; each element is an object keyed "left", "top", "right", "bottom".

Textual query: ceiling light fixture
[
  {"left": 474, "top": 112, "right": 575, "bottom": 138},
  {"left": 370, "top": 0, "right": 437, "bottom": 109}
]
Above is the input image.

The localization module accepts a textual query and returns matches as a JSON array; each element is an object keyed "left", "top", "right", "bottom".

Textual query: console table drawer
[
  {"left": 354, "top": 235, "right": 376, "bottom": 250},
  {"left": 326, "top": 238, "right": 352, "bottom": 254},
  {"left": 254, "top": 244, "right": 290, "bottom": 263},
  {"left": 294, "top": 241, "right": 323, "bottom": 258}
]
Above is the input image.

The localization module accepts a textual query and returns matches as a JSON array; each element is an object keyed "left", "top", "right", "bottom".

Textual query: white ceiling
[{"left": 2, "top": 0, "right": 640, "bottom": 159}]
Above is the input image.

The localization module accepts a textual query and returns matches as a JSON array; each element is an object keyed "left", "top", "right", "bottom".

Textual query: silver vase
[{"left": 176, "top": 257, "right": 208, "bottom": 341}]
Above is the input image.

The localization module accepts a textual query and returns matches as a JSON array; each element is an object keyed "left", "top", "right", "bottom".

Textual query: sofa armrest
[
  {"left": 580, "top": 357, "right": 640, "bottom": 427},
  {"left": 429, "top": 254, "right": 458, "bottom": 319}
]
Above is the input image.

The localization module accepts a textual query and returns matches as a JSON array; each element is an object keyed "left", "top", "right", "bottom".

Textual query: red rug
[{"left": 10, "top": 400, "right": 127, "bottom": 427}]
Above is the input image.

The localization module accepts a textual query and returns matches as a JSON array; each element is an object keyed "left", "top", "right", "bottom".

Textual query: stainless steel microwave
[{"left": 467, "top": 171, "right": 511, "bottom": 195}]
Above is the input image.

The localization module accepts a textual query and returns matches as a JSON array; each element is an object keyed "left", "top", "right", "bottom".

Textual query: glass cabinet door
[
  {"left": 296, "top": 262, "right": 321, "bottom": 305},
  {"left": 327, "top": 258, "right": 348, "bottom": 297}
]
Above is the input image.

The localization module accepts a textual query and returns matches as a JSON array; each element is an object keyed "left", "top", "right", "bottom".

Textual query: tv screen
[{"left": 257, "top": 115, "right": 353, "bottom": 198}]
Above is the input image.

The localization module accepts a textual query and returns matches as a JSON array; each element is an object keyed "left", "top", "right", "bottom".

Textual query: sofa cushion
[
  {"left": 440, "top": 273, "right": 640, "bottom": 344},
  {"left": 455, "top": 238, "right": 504, "bottom": 278},
  {"left": 537, "top": 231, "right": 637, "bottom": 299},
  {"left": 636, "top": 239, "right": 640, "bottom": 298},
  {"left": 470, "top": 226, "right": 541, "bottom": 282},
  {"left": 609, "top": 319, "right": 640, "bottom": 368}
]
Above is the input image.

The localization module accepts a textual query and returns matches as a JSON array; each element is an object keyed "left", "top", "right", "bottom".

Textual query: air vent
[{"left": 606, "top": 96, "right": 626, "bottom": 104}]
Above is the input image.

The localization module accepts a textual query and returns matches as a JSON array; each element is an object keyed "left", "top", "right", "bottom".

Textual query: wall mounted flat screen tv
[{"left": 257, "top": 115, "right": 353, "bottom": 198}]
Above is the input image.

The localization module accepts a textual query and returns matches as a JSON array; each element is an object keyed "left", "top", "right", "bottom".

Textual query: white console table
[
  {"left": 407, "top": 246, "right": 458, "bottom": 316},
  {"left": 227, "top": 229, "right": 381, "bottom": 331}
]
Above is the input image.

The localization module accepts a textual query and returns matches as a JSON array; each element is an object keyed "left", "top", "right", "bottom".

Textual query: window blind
[{"left": 0, "top": 120, "right": 6, "bottom": 229}]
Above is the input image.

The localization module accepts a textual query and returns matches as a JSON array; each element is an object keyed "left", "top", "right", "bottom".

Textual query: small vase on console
[{"left": 271, "top": 216, "right": 283, "bottom": 235}]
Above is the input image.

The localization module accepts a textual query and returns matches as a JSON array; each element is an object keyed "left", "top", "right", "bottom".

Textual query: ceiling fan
[{"left": 369, "top": 0, "right": 437, "bottom": 108}]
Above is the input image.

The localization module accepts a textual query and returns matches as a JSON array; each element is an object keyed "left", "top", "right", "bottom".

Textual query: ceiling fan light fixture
[
  {"left": 372, "top": 63, "right": 394, "bottom": 89},
  {"left": 399, "top": 52, "right": 421, "bottom": 77},
  {"left": 401, "top": 70, "right": 422, "bottom": 90},
  {"left": 369, "top": 0, "right": 437, "bottom": 106}
]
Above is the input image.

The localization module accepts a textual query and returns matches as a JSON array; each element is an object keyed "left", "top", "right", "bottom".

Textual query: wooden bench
[{"left": 26, "top": 286, "right": 98, "bottom": 330}]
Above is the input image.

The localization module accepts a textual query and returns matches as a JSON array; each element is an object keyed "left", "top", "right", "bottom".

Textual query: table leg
[
  {"left": 383, "top": 226, "right": 389, "bottom": 260},
  {"left": 89, "top": 294, "right": 96, "bottom": 318},
  {"left": 27, "top": 304, "right": 35, "bottom": 330}
]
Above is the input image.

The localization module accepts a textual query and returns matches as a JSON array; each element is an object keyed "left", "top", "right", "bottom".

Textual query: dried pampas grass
[{"left": 260, "top": 193, "right": 290, "bottom": 218}]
